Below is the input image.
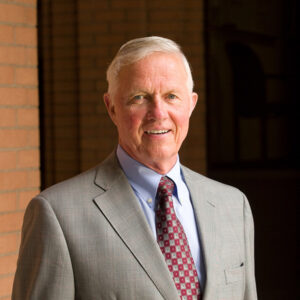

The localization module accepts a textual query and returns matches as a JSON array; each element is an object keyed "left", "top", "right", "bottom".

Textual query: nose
[{"left": 146, "top": 96, "right": 168, "bottom": 121}]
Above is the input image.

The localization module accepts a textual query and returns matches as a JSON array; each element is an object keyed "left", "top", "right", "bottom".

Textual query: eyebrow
[{"left": 127, "top": 90, "right": 149, "bottom": 98}]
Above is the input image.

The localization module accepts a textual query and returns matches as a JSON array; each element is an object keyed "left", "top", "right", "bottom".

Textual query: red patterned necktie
[{"left": 155, "top": 176, "right": 201, "bottom": 300}]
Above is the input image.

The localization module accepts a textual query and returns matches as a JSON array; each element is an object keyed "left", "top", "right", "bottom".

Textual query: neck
[
  {"left": 142, "top": 159, "right": 176, "bottom": 175},
  {"left": 118, "top": 144, "right": 178, "bottom": 175}
]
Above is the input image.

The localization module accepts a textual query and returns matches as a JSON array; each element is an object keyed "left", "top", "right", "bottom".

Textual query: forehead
[{"left": 117, "top": 52, "right": 188, "bottom": 91}]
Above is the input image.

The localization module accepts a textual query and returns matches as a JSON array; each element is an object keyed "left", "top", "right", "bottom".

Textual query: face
[{"left": 104, "top": 52, "right": 198, "bottom": 174}]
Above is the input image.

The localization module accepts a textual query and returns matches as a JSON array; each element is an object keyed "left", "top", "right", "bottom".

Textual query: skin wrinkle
[{"left": 104, "top": 52, "right": 198, "bottom": 174}]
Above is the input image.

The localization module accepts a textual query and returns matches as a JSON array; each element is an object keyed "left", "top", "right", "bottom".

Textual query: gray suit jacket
[{"left": 12, "top": 152, "right": 257, "bottom": 300}]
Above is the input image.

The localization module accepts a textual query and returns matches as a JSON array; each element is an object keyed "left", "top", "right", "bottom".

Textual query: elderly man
[{"left": 13, "top": 37, "right": 257, "bottom": 300}]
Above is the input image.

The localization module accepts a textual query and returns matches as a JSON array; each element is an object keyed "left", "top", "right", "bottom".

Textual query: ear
[
  {"left": 189, "top": 92, "right": 198, "bottom": 116},
  {"left": 103, "top": 93, "right": 117, "bottom": 125}
]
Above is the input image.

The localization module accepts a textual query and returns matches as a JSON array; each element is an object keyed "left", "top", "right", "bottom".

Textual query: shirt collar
[{"left": 116, "top": 145, "right": 186, "bottom": 208}]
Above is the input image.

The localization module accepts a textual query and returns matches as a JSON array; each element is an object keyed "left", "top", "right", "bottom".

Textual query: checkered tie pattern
[{"left": 155, "top": 176, "right": 201, "bottom": 300}]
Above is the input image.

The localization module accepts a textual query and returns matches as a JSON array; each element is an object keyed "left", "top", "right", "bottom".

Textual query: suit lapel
[
  {"left": 182, "top": 167, "right": 218, "bottom": 300},
  {"left": 93, "top": 153, "right": 180, "bottom": 300}
]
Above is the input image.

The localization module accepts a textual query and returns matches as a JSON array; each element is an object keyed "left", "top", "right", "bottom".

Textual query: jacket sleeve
[
  {"left": 12, "top": 197, "right": 75, "bottom": 300},
  {"left": 243, "top": 194, "right": 258, "bottom": 300}
]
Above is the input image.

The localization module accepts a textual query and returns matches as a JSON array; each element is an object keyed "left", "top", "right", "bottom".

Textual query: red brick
[
  {"left": 0, "top": 108, "right": 16, "bottom": 127},
  {"left": 17, "top": 149, "right": 39, "bottom": 168},
  {"left": 25, "top": 47, "right": 38, "bottom": 66},
  {"left": 19, "top": 189, "right": 38, "bottom": 209},
  {"left": 0, "top": 275, "right": 14, "bottom": 297},
  {"left": 17, "top": 107, "right": 39, "bottom": 127},
  {"left": 0, "top": 170, "right": 40, "bottom": 191},
  {"left": 15, "top": 67, "right": 38, "bottom": 86},
  {"left": 0, "top": 192, "right": 17, "bottom": 212},
  {"left": 0, "top": 254, "right": 18, "bottom": 275},
  {"left": 0, "top": 24, "right": 14, "bottom": 44},
  {"left": 17, "top": 0, "right": 37, "bottom": 6},
  {"left": 0, "top": 87, "right": 27, "bottom": 105},
  {"left": 0, "top": 3, "right": 22, "bottom": 23},
  {"left": 0, "top": 152, "right": 17, "bottom": 170},
  {"left": 0, "top": 171, "right": 27, "bottom": 190},
  {"left": 27, "top": 169, "right": 40, "bottom": 188},
  {"left": 0, "top": 4, "right": 35, "bottom": 25},
  {"left": 0, "top": 129, "right": 28, "bottom": 148},
  {"left": 0, "top": 46, "right": 35, "bottom": 67},
  {"left": 26, "top": 88, "right": 38, "bottom": 105},
  {"left": 0, "top": 212, "right": 24, "bottom": 233},
  {"left": 0, "top": 66, "right": 14, "bottom": 85},
  {"left": 15, "top": 26, "right": 37, "bottom": 46},
  {"left": 0, "top": 233, "right": 18, "bottom": 254},
  {"left": 24, "top": 7, "right": 37, "bottom": 26},
  {"left": 26, "top": 129, "right": 39, "bottom": 147},
  {"left": 0, "top": 46, "right": 26, "bottom": 65}
]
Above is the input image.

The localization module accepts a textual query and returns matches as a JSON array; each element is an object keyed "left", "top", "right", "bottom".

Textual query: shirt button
[{"left": 147, "top": 198, "right": 152, "bottom": 204}]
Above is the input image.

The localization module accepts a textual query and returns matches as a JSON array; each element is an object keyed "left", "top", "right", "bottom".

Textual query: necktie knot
[{"left": 157, "top": 176, "right": 174, "bottom": 198}]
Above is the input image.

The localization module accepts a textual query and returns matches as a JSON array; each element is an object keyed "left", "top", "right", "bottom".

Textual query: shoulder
[
  {"left": 181, "top": 165, "right": 248, "bottom": 207},
  {"left": 35, "top": 152, "right": 121, "bottom": 207},
  {"left": 40, "top": 166, "right": 98, "bottom": 198},
  {"left": 181, "top": 165, "right": 242, "bottom": 194}
]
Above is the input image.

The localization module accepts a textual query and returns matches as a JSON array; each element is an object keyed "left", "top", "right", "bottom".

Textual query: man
[{"left": 13, "top": 36, "right": 257, "bottom": 300}]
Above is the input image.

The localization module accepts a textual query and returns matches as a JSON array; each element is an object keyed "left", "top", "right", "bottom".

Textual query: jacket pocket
[{"left": 224, "top": 263, "right": 244, "bottom": 284}]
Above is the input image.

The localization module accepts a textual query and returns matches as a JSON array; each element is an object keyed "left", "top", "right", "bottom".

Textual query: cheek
[
  {"left": 120, "top": 111, "right": 143, "bottom": 133},
  {"left": 174, "top": 112, "right": 191, "bottom": 132}
]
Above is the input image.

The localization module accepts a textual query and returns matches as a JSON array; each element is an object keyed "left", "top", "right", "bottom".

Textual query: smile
[{"left": 145, "top": 130, "right": 170, "bottom": 135}]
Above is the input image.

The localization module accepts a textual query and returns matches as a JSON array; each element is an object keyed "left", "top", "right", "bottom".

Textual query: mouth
[{"left": 145, "top": 129, "right": 171, "bottom": 135}]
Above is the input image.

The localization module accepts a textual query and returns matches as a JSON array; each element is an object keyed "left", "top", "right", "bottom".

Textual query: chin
[{"left": 146, "top": 149, "right": 176, "bottom": 162}]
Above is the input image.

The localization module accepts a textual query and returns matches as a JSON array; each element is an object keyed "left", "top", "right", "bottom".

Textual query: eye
[
  {"left": 129, "top": 94, "right": 145, "bottom": 104},
  {"left": 131, "top": 94, "right": 147, "bottom": 103},
  {"left": 133, "top": 95, "right": 143, "bottom": 100},
  {"left": 167, "top": 94, "right": 177, "bottom": 100}
]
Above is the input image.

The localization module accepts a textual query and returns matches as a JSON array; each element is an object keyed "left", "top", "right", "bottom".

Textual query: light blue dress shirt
[{"left": 116, "top": 145, "right": 206, "bottom": 288}]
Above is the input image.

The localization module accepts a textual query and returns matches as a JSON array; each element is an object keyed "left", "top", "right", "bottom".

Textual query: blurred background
[{"left": 0, "top": 0, "right": 298, "bottom": 299}]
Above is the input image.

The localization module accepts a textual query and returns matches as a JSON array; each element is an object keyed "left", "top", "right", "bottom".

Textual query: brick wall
[
  {"left": 40, "top": 0, "right": 206, "bottom": 187},
  {"left": 0, "top": 0, "right": 39, "bottom": 298}
]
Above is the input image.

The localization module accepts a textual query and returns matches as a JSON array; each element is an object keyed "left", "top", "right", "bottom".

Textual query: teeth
[{"left": 146, "top": 130, "right": 169, "bottom": 134}]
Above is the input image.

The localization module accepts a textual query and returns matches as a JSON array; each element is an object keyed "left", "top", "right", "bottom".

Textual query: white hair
[{"left": 106, "top": 36, "right": 194, "bottom": 96}]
